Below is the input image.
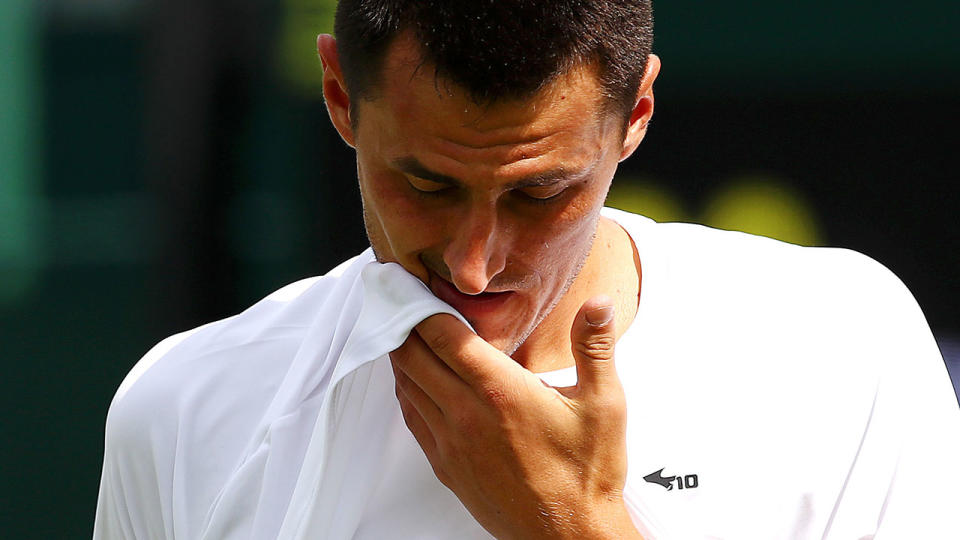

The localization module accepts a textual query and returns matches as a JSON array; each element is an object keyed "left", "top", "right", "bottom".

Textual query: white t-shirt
[{"left": 94, "top": 208, "right": 960, "bottom": 539}]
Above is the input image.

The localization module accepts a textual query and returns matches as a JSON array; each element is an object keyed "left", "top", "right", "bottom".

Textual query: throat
[{"left": 510, "top": 314, "right": 579, "bottom": 372}]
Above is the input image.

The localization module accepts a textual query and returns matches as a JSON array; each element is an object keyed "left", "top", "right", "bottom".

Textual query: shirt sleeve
[
  {"left": 93, "top": 391, "right": 174, "bottom": 540},
  {"left": 93, "top": 331, "right": 197, "bottom": 540},
  {"left": 822, "top": 256, "right": 960, "bottom": 539},
  {"left": 872, "top": 331, "right": 960, "bottom": 537}
]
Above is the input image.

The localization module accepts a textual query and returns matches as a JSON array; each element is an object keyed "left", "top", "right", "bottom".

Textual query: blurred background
[{"left": 1, "top": 0, "right": 958, "bottom": 536}]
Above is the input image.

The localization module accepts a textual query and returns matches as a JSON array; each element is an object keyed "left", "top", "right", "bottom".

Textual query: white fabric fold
[
  {"left": 196, "top": 260, "right": 470, "bottom": 540},
  {"left": 97, "top": 208, "right": 960, "bottom": 539},
  {"left": 277, "top": 262, "right": 471, "bottom": 539}
]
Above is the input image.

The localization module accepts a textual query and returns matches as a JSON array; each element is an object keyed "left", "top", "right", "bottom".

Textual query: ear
[
  {"left": 619, "top": 54, "right": 661, "bottom": 162},
  {"left": 317, "top": 34, "right": 357, "bottom": 148}
]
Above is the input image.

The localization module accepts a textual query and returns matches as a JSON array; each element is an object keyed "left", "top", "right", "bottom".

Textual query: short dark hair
[{"left": 333, "top": 0, "right": 653, "bottom": 124}]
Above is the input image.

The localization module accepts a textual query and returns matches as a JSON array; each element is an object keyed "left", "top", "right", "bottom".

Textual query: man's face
[{"left": 351, "top": 36, "right": 629, "bottom": 354}]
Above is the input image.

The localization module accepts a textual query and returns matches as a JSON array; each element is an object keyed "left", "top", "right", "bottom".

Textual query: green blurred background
[{"left": 1, "top": 0, "right": 958, "bottom": 536}]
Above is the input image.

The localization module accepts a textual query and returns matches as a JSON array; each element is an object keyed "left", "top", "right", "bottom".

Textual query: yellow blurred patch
[
  {"left": 275, "top": 0, "right": 336, "bottom": 98},
  {"left": 607, "top": 179, "right": 688, "bottom": 223},
  {"left": 702, "top": 175, "right": 822, "bottom": 246}
]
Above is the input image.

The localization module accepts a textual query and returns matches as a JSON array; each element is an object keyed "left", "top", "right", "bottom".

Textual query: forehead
[{"left": 354, "top": 32, "right": 615, "bottom": 171}]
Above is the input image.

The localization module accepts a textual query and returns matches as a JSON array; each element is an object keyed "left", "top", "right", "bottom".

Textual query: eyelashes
[
  {"left": 407, "top": 176, "right": 449, "bottom": 194},
  {"left": 517, "top": 188, "right": 567, "bottom": 205},
  {"left": 407, "top": 176, "right": 569, "bottom": 206}
]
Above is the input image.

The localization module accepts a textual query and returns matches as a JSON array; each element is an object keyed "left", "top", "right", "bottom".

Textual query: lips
[{"left": 429, "top": 273, "right": 515, "bottom": 319}]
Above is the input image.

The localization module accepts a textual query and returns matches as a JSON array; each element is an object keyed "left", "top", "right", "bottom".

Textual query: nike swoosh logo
[{"left": 643, "top": 468, "right": 676, "bottom": 490}]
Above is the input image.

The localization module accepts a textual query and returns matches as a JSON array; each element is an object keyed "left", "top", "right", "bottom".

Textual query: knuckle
[
  {"left": 399, "top": 403, "right": 413, "bottom": 424},
  {"left": 434, "top": 435, "right": 460, "bottom": 468},
  {"left": 432, "top": 464, "right": 452, "bottom": 488},
  {"left": 424, "top": 324, "right": 456, "bottom": 356},
  {"left": 449, "top": 408, "right": 473, "bottom": 430},
  {"left": 393, "top": 368, "right": 417, "bottom": 399},
  {"left": 388, "top": 347, "right": 408, "bottom": 369},
  {"left": 575, "top": 335, "right": 616, "bottom": 360},
  {"left": 394, "top": 369, "right": 411, "bottom": 392},
  {"left": 395, "top": 387, "right": 411, "bottom": 410},
  {"left": 478, "top": 383, "right": 511, "bottom": 408},
  {"left": 398, "top": 399, "right": 416, "bottom": 427}
]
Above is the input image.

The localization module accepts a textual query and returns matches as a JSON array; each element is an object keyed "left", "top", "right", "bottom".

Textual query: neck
[{"left": 511, "top": 216, "right": 641, "bottom": 372}]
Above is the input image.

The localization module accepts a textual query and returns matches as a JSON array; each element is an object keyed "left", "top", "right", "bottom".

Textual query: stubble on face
[
  {"left": 494, "top": 228, "right": 596, "bottom": 356},
  {"left": 409, "top": 218, "right": 599, "bottom": 356},
  {"left": 349, "top": 34, "right": 622, "bottom": 364},
  {"left": 364, "top": 215, "right": 591, "bottom": 357}
]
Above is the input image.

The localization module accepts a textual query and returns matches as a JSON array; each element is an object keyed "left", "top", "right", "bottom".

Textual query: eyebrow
[{"left": 392, "top": 156, "right": 590, "bottom": 190}]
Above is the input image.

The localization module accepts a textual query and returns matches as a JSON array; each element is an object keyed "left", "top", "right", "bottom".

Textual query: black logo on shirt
[{"left": 643, "top": 468, "right": 699, "bottom": 491}]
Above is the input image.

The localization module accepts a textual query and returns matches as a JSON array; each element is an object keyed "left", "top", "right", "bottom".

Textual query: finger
[
  {"left": 571, "top": 295, "right": 620, "bottom": 396},
  {"left": 393, "top": 368, "right": 440, "bottom": 459},
  {"left": 414, "top": 313, "right": 520, "bottom": 387},
  {"left": 391, "top": 357, "right": 445, "bottom": 429},
  {"left": 390, "top": 330, "right": 470, "bottom": 412}
]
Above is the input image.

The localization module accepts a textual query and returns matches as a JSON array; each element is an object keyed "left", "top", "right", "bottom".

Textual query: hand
[{"left": 389, "top": 296, "right": 642, "bottom": 540}]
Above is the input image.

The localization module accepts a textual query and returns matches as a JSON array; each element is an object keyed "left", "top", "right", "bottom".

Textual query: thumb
[{"left": 571, "top": 295, "right": 619, "bottom": 395}]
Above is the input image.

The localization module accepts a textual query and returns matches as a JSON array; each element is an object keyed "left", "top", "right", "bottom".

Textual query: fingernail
[{"left": 586, "top": 304, "right": 614, "bottom": 326}]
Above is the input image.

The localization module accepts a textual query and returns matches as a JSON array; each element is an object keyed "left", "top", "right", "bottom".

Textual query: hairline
[{"left": 345, "top": 35, "right": 634, "bottom": 139}]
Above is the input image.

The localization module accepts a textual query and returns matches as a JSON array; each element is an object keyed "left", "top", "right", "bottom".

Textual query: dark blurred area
[{"left": 1, "top": 0, "right": 957, "bottom": 536}]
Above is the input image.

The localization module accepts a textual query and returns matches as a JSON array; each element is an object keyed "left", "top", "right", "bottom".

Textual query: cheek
[{"left": 362, "top": 172, "right": 444, "bottom": 259}]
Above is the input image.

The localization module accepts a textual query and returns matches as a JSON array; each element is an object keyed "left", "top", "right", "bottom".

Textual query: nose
[{"left": 442, "top": 205, "right": 507, "bottom": 294}]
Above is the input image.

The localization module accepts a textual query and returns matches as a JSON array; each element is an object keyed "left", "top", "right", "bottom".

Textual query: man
[{"left": 95, "top": 1, "right": 960, "bottom": 538}]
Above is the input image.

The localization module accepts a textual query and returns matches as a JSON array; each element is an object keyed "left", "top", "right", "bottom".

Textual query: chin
[
  {"left": 490, "top": 336, "right": 522, "bottom": 356},
  {"left": 472, "top": 323, "right": 533, "bottom": 358}
]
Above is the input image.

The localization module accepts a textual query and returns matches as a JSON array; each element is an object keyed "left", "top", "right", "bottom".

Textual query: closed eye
[
  {"left": 408, "top": 176, "right": 450, "bottom": 194},
  {"left": 517, "top": 185, "right": 567, "bottom": 202},
  {"left": 519, "top": 185, "right": 566, "bottom": 201}
]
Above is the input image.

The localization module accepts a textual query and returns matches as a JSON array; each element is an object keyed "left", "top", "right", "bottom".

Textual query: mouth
[{"left": 428, "top": 272, "right": 515, "bottom": 319}]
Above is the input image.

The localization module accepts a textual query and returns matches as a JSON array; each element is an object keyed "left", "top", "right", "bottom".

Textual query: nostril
[
  {"left": 451, "top": 278, "right": 487, "bottom": 296},
  {"left": 444, "top": 257, "right": 492, "bottom": 295}
]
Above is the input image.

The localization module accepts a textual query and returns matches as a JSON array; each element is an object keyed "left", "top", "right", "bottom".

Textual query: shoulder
[
  {"left": 103, "top": 250, "right": 374, "bottom": 476},
  {"left": 611, "top": 211, "right": 939, "bottom": 374},
  {"left": 633, "top": 217, "right": 918, "bottom": 322}
]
